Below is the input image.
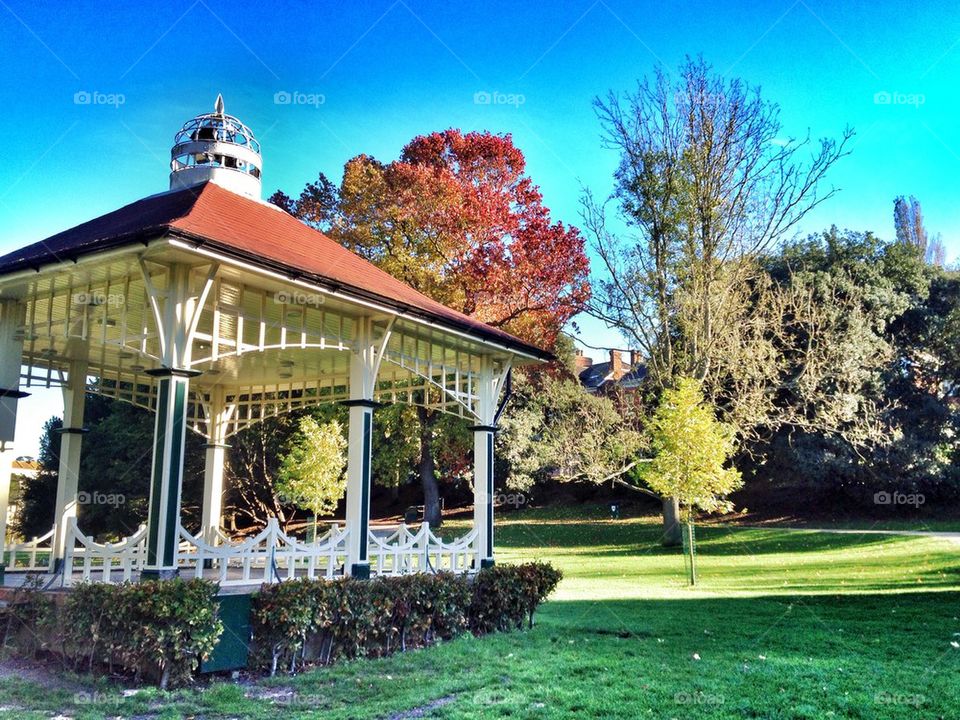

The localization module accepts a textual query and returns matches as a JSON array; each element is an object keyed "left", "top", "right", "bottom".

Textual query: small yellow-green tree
[
  {"left": 276, "top": 416, "right": 348, "bottom": 534},
  {"left": 640, "top": 377, "right": 742, "bottom": 584}
]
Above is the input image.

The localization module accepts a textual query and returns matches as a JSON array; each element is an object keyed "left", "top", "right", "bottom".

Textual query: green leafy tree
[
  {"left": 754, "top": 229, "right": 960, "bottom": 504},
  {"left": 275, "top": 417, "right": 348, "bottom": 534},
  {"left": 640, "top": 378, "right": 742, "bottom": 584},
  {"left": 371, "top": 404, "right": 420, "bottom": 497},
  {"left": 14, "top": 397, "right": 204, "bottom": 541},
  {"left": 13, "top": 417, "right": 61, "bottom": 540},
  {"left": 498, "top": 361, "right": 643, "bottom": 493}
]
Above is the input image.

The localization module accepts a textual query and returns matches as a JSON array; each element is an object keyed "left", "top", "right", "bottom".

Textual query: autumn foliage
[{"left": 274, "top": 129, "right": 590, "bottom": 351}]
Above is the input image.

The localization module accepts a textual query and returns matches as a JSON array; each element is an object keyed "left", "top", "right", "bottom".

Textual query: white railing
[
  {"left": 56, "top": 519, "right": 478, "bottom": 586},
  {"left": 176, "top": 519, "right": 349, "bottom": 587},
  {"left": 368, "top": 524, "right": 478, "bottom": 576},
  {"left": 368, "top": 524, "right": 430, "bottom": 575},
  {"left": 5, "top": 527, "right": 55, "bottom": 572},
  {"left": 424, "top": 526, "right": 478, "bottom": 574},
  {"left": 63, "top": 518, "right": 147, "bottom": 586}
]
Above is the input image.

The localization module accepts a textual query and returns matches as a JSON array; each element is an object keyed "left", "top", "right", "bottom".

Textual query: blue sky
[{"left": 1, "top": 0, "right": 958, "bottom": 454}]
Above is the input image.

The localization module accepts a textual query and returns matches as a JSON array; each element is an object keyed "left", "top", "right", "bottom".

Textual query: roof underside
[{"left": 0, "top": 181, "right": 549, "bottom": 362}]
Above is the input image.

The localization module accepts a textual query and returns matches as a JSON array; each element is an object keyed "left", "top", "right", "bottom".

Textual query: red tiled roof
[{"left": 0, "top": 182, "right": 549, "bottom": 360}]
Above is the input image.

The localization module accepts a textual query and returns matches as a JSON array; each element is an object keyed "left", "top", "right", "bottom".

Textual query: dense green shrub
[
  {"left": 469, "top": 562, "right": 562, "bottom": 633},
  {"left": 252, "top": 573, "right": 472, "bottom": 674},
  {"left": 251, "top": 562, "right": 561, "bottom": 676},
  {"left": 62, "top": 582, "right": 123, "bottom": 673},
  {"left": 59, "top": 579, "right": 222, "bottom": 688}
]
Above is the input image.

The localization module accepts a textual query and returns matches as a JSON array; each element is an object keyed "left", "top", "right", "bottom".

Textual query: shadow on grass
[
  {"left": 539, "top": 591, "right": 960, "bottom": 656},
  {"left": 498, "top": 521, "right": 924, "bottom": 557}
]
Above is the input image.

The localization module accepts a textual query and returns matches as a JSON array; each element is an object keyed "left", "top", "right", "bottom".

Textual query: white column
[
  {"left": 141, "top": 263, "right": 211, "bottom": 580},
  {"left": 344, "top": 317, "right": 382, "bottom": 579},
  {"left": 0, "top": 299, "right": 26, "bottom": 576},
  {"left": 472, "top": 356, "right": 498, "bottom": 569},
  {"left": 201, "top": 388, "right": 230, "bottom": 545},
  {"left": 51, "top": 359, "right": 88, "bottom": 571}
]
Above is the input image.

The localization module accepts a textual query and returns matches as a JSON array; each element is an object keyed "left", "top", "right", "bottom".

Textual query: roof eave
[
  {"left": 163, "top": 232, "right": 553, "bottom": 363},
  {"left": 0, "top": 224, "right": 553, "bottom": 363}
]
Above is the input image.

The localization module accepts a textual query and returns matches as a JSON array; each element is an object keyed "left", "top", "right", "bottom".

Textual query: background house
[{"left": 576, "top": 349, "right": 647, "bottom": 394}]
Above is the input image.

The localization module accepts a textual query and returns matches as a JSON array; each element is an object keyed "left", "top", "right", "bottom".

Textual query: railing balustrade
[
  {"left": 5, "top": 527, "right": 54, "bottom": 571},
  {"left": 16, "top": 518, "right": 479, "bottom": 586}
]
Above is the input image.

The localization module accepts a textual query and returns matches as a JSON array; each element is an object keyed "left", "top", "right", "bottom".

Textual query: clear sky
[{"left": 1, "top": 0, "right": 958, "bottom": 455}]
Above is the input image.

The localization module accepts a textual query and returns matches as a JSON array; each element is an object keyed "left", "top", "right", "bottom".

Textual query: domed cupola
[{"left": 169, "top": 94, "right": 262, "bottom": 198}]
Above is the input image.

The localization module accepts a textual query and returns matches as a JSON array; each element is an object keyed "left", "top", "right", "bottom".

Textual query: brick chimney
[
  {"left": 629, "top": 350, "right": 642, "bottom": 368},
  {"left": 609, "top": 349, "right": 623, "bottom": 380},
  {"left": 574, "top": 348, "right": 593, "bottom": 371}
]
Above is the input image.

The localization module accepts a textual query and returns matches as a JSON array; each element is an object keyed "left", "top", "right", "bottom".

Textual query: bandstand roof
[
  {"left": 0, "top": 181, "right": 547, "bottom": 435},
  {"left": 0, "top": 182, "right": 547, "bottom": 361}
]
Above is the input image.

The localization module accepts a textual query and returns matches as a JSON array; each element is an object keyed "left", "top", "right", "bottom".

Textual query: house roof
[
  {"left": 579, "top": 360, "right": 647, "bottom": 391},
  {"left": 0, "top": 181, "right": 550, "bottom": 361}
]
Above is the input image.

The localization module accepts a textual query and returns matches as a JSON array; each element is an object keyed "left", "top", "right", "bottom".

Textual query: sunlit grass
[{"left": 2, "top": 504, "right": 959, "bottom": 718}]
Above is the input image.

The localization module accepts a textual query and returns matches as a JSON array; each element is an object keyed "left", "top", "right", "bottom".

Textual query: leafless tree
[{"left": 582, "top": 57, "right": 852, "bottom": 542}]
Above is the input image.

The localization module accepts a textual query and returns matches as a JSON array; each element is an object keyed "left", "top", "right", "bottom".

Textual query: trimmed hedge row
[
  {"left": 2, "top": 578, "right": 222, "bottom": 689},
  {"left": 1, "top": 562, "right": 561, "bottom": 685},
  {"left": 251, "top": 562, "right": 562, "bottom": 675},
  {"left": 468, "top": 562, "right": 562, "bottom": 633}
]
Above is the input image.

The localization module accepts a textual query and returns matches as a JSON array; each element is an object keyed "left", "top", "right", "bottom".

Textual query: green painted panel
[
  {"left": 162, "top": 379, "right": 187, "bottom": 567},
  {"left": 201, "top": 593, "right": 252, "bottom": 673},
  {"left": 146, "top": 378, "right": 170, "bottom": 567}
]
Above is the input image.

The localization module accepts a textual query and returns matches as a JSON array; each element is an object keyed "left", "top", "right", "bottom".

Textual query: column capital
[
  {"left": 55, "top": 427, "right": 89, "bottom": 435},
  {"left": 145, "top": 367, "right": 203, "bottom": 379},
  {"left": 340, "top": 398, "right": 382, "bottom": 409},
  {"left": 468, "top": 424, "right": 499, "bottom": 433},
  {"left": 203, "top": 442, "right": 231, "bottom": 450}
]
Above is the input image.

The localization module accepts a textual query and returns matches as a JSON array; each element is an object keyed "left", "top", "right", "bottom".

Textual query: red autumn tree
[{"left": 271, "top": 129, "right": 590, "bottom": 525}]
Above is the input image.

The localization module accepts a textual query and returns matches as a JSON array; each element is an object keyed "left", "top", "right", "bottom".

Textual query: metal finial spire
[{"left": 214, "top": 93, "right": 224, "bottom": 115}]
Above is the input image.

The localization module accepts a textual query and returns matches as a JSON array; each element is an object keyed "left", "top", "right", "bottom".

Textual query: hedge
[
  {"left": 251, "top": 562, "right": 562, "bottom": 676},
  {"left": 2, "top": 578, "right": 223, "bottom": 689},
  {"left": 1, "top": 562, "right": 562, "bottom": 684}
]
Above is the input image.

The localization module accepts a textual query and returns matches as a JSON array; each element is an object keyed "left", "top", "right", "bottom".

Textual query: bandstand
[{"left": 0, "top": 97, "right": 548, "bottom": 587}]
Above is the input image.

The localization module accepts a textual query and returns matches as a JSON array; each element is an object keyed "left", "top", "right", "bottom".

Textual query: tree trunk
[
  {"left": 416, "top": 406, "right": 442, "bottom": 528},
  {"left": 662, "top": 496, "right": 682, "bottom": 546}
]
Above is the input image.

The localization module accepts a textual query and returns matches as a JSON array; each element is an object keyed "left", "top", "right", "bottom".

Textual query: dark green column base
[
  {"left": 480, "top": 558, "right": 495, "bottom": 569},
  {"left": 140, "top": 568, "right": 180, "bottom": 581},
  {"left": 350, "top": 563, "right": 371, "bottom": 580},
  {"left": 0, "top": 564, "right": 5, "bottom": 583}
]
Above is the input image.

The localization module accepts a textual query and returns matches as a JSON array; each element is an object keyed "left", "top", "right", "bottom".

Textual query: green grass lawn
[{"left": 2, "top": 507, "right": 959, "bottom": 719}]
